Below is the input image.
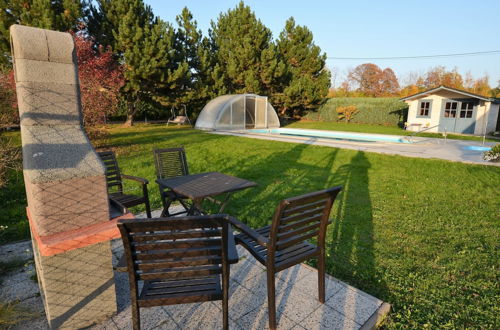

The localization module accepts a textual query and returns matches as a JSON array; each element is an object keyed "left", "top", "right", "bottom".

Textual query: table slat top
[{"left": 157, "top": 172, "right": 257, "bottom": 200}]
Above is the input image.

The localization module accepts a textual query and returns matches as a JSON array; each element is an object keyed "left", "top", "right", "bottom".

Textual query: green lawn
[
  {"left": 1, "top": 124, "right": 499, "bottom": 328},
  {"left": 286, "top": 120, "right": 500, "bottom": 142}
]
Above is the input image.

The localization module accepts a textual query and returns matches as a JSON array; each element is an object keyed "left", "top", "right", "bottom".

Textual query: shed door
[
  {"left": 440, "top": 101, "right": 458, "bottom": 132},
  {"left": 440, "top": 100, "right": 476, "bottom": 134},
  {"left": 455, "top": 101, "right": 475, "bottom": 134}
]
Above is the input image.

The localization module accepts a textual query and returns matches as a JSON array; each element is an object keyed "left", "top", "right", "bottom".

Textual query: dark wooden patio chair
[
  {"left": 117, "top": 215, "right": 231, "bottom": 330},
  {"left": 231, "top": 186, "right": 342, "bottom": 330},
  {"left": 98, "top": 151, "right": 151, "bottom": 218},
  {"left": 153, "top": 147, "right": 191, "bottom": 216}
]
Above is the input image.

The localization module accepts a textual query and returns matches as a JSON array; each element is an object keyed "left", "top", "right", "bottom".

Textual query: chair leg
[
  {"left": 267, "top": 270, "right": 277, "bottom": 330},
  {"left": 318, "top": 255, "right": 326, "bottom": 303},
  {"left": 222, "top": 269, "right": 229, "bottom": 330},
  {"left": 144, "top": 200, "right": 152, "bottom": 218},
  {"left": 160, "top": 195, "right": 172, "bottom": 217},
  {"left": 131, "top": 302, "right": 140, "bottom": 330}
]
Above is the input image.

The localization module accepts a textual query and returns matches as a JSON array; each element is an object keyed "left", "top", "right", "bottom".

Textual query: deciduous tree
[
  {"left": 468, "top": 74, "right": 490, "bottom": 97},
  {"left": 490, "top": 81, "right": 500, "bottom": 98},
  {"left": 348, "top": 63, "right": 382, "bottom": 96},
  {"left": 347, "top": 63, "right": 400, "bottom": 96},
  {"left": 74, "top": 33, "right": 123, "bottom": 126},
  {"left": 379, "top": 68, "right": 400, "bottom": 96},
  {"left": 423, "top": 66, "right": 463, "bottom": 89}
]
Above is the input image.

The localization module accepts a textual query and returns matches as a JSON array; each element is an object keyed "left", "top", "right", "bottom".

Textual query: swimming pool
[
  {"left": 462, "top": 145, "right": 491, "bottom": 152},
  {"left": 249, "top": 128, "right": 412, "bottom": 144}
]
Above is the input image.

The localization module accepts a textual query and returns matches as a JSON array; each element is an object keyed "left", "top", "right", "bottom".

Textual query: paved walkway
[
  {"left": 212, "top": 130, "right": 499, "bottom": 166},
  {"left": 0, "top": 208, "right": 390, "bottom": 329}
]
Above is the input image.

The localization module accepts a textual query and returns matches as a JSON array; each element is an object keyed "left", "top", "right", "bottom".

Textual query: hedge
[{"left": 304, "top": 97, "right": 409, "bottom": 126}]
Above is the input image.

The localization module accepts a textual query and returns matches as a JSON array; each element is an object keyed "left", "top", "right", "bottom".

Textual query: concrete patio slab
[
  {"left": 212, "top": 130, "right": 499, "bottom": 166},
  {"left": 0, "top": 207, "right": 390, "bottom": 329}
]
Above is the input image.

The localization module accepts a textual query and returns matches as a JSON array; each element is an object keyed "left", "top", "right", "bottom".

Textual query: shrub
[
  {"left": 483, "top": 144, "right": 500, "bottom": 162},
  {"left": 0, "top": 139, "right": 21, "bottom": 188},
  {"left": 0, "top": 70, "right": 17, "bottom": 128},
  {"left": 336, "top": 105, "right": 359, "bottom": 122}
]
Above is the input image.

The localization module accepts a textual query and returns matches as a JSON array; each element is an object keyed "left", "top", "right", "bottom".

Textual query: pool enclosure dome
[{"left": 195, "top": 94, "right": 280, "bottom": 130}]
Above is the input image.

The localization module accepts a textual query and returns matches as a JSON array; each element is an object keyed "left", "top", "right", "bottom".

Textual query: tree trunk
[
  {"left": 123, "top": 113, "right": 134, "bottom": 127},
  {"left": 123, "top": 98, "right": 137, "bottom": 127}
]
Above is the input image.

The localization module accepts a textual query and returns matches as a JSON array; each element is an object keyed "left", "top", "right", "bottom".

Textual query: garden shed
[
  {"left": 195, "top": 94, "right": 280, "bottom": 130},
  {"left": 401, "top": 85, "right": 500, "bottom": 135}
]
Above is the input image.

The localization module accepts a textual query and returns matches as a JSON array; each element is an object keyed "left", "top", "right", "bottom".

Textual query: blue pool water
[
  {"left": 463, "top": 146, "right": 491, "bottom": 152},
  {"left": 250, "top": 128, "right": 411, "bottom": 144}
]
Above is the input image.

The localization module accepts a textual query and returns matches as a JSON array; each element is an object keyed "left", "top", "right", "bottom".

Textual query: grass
[
  {"left": 1, "top": 124, "right": 499, "bottom": 327},
  {"left": 286, "top": 120, "right": 500, "bottom": 142},
  {"left": 0, "top": 301, "right": 37, "bottom": 328},
  {"left": 0, "top": 131, "right": 27, "bottom": 243}
]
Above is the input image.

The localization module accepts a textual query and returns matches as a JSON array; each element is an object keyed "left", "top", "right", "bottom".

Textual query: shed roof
[{"left": 400, "top": 85, "right": 496, "bottom": 102}]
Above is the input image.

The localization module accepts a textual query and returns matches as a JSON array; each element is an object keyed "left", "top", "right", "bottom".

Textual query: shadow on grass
[
  {"left": 218, "top": 142, "right": 341, "bottom": 227},
  {"left": 326, "top": 151, "right": 390, "bottom": 303}
]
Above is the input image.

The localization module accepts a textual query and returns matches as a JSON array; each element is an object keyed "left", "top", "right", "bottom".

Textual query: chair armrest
[
  {"left": 109, "top": 197, "right": 127, "bottom": 216},
  {"left": 122, "top": 174, "right": 149, "bottom": 185},
  {"left": 226, "top": 216, "right": 268, "bottom": 247}
]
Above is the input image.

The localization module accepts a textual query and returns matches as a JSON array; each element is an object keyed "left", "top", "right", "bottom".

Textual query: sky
[{"left": 144, "top": 0, "right": 500, "bottom": 87}]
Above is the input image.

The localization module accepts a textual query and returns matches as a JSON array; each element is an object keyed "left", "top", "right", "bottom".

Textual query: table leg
[
  {"left": 217, "top": 193, "right": 232, "bottom": 213},
  {"left": 187, "top": 198, "right": 204, "bottom": 215}
]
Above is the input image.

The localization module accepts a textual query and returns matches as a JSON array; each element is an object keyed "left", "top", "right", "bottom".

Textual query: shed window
[
  {"left": 460, "top": 102, "right": 474, "bottom": 118},
  {"left": 444, "top": 101, "right": 458, "bottom": 118},
  {"left": 419, "top": 101, "right": 431, "bottom": 117}
]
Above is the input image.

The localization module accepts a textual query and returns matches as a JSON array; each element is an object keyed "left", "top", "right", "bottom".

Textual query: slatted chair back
[
  {"left": 153, "top": 147, "right": 189, "bottom": 180},
  {"left": 98, "top": 151, "right": 123, "bottom": 194},
  {"left": 118, "top": 215, "right": 229, "bottom": 300},
  {"left": 268, "top": 187, "right": 342, "bottom": 270}
]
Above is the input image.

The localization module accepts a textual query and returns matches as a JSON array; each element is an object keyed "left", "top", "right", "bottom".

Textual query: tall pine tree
[
  {"left": 85, "top": 0, "right": 150, "bottom": 51},
  {"left": 0, "top": 0, "right": 83, "bottom": 67},
  {"left": 210, "top": 1, "right": 276, "bottom": 95},
  {"left": 276, "top": 17, "right": 330, "bottom": 117},
  {"left": 172, "top": 8, "right": 202, "bottom": 112}
]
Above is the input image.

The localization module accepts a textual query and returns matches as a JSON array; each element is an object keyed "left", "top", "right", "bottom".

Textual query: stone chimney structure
[{"left": 10, "top": 25, "right": 126, "bottom": 328}]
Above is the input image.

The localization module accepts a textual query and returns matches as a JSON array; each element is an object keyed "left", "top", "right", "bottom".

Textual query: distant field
[{"left": 303, "top": 97, "right": 408, "bottom": 126}]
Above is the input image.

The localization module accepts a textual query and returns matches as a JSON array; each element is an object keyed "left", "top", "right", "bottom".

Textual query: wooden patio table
[
  {"left": 156, "top": 171, "right": 258, "bottom": 216},
  {"left": 116, "top": 172, "right": 256, "bottom": 272}
]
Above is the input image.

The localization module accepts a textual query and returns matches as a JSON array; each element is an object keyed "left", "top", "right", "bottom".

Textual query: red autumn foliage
[
  {"left": 74, "top": 33, "right": 124, "bottom": 126},
  {"left": 347, "top": 63, "right": 400, "bottom": 97},
  {"left": 1, "top": 34, "right": 123, "bottom": 128}
]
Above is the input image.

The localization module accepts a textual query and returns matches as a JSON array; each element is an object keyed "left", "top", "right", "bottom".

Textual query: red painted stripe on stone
[{"left": 27, "top": 207, "right": 132, "bottom": 256}]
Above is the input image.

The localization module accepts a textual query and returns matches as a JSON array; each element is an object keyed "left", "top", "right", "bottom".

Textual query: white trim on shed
[{"left": 401, "top": 86, "right": 499, "bottom": 135}]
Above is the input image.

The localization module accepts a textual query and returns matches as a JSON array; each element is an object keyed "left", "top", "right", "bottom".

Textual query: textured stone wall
[
  {"left": 10, "top": 24, "right": 109, "bottom": 236},
  {"left": 10, "top": 25, "right": 117, "bottom": 328}
]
